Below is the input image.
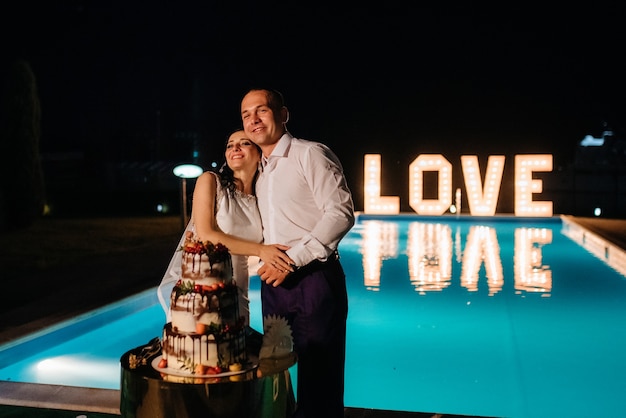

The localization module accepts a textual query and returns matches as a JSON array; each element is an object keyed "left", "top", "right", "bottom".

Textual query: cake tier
[
  {"left": 181, "top": 254, "right": 233, "bottom": 285},
  {"left": 162, "top": 322, "right": 247, "bottom": 371},
  {"left": 169, "top": 278, "right": 241, "bottom": 333}
]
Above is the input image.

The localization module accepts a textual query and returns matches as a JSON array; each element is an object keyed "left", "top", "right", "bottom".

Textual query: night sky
[{"left": 2, "top": 2, "right": 626, "bottom": 212}]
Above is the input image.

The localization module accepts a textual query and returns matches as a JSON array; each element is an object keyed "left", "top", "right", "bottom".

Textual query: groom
[{"left": 241, "top": 88, "right": 355, "bottom": 418}]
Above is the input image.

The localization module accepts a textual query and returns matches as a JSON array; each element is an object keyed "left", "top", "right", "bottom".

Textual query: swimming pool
[{"left": 1, "top": 214, "right": 626, "bottom": 417}]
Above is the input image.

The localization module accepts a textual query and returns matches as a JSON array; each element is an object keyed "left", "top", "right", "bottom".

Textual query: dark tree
[{"left": 0, "top": 59, "right": 45, "bottom": 232}]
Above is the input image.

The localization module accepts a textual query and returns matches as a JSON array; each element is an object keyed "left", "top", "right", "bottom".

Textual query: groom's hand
[{"left": 257, "top": 263, "right": 290, "bottom": 287}]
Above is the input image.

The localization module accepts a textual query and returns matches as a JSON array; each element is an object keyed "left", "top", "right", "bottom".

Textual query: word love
[{"left": 364, "top": 154, "right": 553, "bottom": 217}]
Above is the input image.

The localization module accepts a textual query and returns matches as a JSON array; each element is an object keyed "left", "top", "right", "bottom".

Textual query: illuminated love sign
[{"left": 364, "top": 154, "right": 553, "bottom": 217}]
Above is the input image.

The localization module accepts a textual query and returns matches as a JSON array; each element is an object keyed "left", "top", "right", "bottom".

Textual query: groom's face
[{"left": 241, "top": 90, "right": 284, "bottom": 150}]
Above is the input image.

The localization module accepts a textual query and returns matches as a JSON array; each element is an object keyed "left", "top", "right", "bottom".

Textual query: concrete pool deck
[{"left": 1, "top": 215, "right": 625, "bottom": 417}]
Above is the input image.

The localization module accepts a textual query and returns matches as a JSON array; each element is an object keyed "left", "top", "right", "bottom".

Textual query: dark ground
[{"left": 0, "top": 216, "right": 183, "bottom": 344}]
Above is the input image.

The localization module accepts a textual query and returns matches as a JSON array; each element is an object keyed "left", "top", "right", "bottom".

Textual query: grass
[
  {"left": 0, "top": 215, "right": 184, "bottom": 321},
  {"left": 0, "top": 215, "right": 182, "bottom": 275}
]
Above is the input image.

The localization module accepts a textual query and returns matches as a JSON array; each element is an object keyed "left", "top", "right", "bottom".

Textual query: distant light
[
  {"left": 211, "top": 161, "right": 218, "bottom": 168},
  {"left": 594, "top": 207, "right": 602, "bottom": 217},
  {"left": 173, "top": 164, "right": 203, "bottom": 179},
  {"left": 450, "top": 204, "right": 457, "bottom": 214}
]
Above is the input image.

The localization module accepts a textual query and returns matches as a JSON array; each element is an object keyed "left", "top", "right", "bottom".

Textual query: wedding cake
[{"left": 156, "top": 233, "right": 249, "bottom": 376}]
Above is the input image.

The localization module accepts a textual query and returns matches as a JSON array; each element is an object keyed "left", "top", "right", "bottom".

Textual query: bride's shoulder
[
  {"left": 196, "top": 171, "right": 219, "bottom": 185},
  {"left": 199, "top": 170, "right": 218, "bottom": 179}
]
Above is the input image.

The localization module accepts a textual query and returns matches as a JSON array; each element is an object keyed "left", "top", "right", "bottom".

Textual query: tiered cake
[{"left": 157, "top": 233, "right": 248, "bottom": 376}]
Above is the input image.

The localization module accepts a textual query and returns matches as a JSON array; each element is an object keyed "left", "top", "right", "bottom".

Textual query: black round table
[{"left": 119, "top": 334, "right": 295, "bottom": 418}]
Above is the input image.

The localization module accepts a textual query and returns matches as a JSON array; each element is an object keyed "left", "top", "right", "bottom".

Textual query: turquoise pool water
[{"left": 1, "top": 215, "right": 626, "bottom": 417}]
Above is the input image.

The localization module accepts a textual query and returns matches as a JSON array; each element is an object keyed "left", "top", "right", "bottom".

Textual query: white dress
[{"left": 158, "top": 171, "right": 263, "bottom": 325}]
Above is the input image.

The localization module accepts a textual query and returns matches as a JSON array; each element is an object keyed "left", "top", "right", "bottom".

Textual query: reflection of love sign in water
[
  {"left": 363, "top": 154, "right": 553, "bottom": 217},
  {"left": 360, "top": 220, "right": 553, "bottom": 296}
]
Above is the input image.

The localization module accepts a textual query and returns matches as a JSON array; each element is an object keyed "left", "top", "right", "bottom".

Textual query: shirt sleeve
[{"left": 287, "top": 143, "right": 355, "bottom": 266}]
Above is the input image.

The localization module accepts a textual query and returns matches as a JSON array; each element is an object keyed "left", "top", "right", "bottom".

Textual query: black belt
[
  {"left": 281, "top": 251, "right": 340, "bottom": 288},
  {"left": 298, "top": 251, "right": 339, "bottom": 273}
]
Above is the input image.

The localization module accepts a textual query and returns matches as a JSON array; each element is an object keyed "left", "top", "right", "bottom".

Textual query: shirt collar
[
  {"left": 262, "top": 132, "right": 292, "bottom": 167},
  {"left": 272, "top": 132, "right": 292, "bottom": 157}
]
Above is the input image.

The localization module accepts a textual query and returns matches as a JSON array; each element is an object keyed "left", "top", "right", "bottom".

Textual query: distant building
[
  {"left": 575, "top": 124, "right": 626, "bottom": 171},
  {"left": 571, "top": 123, "right": 626, "bottom": 217}
]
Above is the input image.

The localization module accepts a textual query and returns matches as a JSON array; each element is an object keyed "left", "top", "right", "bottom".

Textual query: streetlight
[{"left": 173, "top": 164, "right": 203, "bottom": 229}]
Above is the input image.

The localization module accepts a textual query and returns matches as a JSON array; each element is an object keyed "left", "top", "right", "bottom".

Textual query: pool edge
[
  {"left": 0, "top": 381, "right": 120, "bottom": 415},
  {"left": 561, "top": 214, "right": 626, "bottom": 277}
]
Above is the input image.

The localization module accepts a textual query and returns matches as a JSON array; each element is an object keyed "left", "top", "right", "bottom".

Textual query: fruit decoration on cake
[{"left": 181, "top": 233, "right": 230, "bottom": 267}]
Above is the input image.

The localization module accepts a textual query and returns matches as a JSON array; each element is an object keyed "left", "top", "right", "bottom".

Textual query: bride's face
[{"left": 225, "top": 130, "right": 261, "bottom": 174}]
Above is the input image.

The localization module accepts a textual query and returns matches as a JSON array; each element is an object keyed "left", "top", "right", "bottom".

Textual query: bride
[{"left": 158, "top": 130, "right": 294, "bottom": 325}]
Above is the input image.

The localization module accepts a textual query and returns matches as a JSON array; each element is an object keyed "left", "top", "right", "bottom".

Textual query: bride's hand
[{"left": 259, "top": 244, "right": 294, "bottom": 273}]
